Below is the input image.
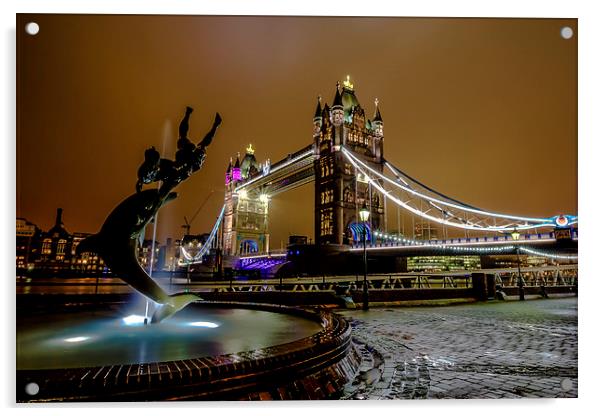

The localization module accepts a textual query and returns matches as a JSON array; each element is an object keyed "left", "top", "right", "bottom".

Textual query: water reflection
[
  {"left": 122, "top": 314, "right": 146, "bottom": 325},
  {"left": 64, "top": 336, "right": 90, "bottom": 343},
  {"left": 188, "top": 321, "right": 219, "bottom": 328},
  {"left": 17, "top": 306, "right": 321, "bottom": 370}
]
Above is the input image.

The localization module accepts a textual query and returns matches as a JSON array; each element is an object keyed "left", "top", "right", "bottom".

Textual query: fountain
[{"left": 16, "top": 106, "right": 359, "bottom": 402}]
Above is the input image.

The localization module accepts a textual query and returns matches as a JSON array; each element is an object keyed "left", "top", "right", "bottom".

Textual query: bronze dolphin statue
[{"left": 77, "top": 189, "right": 200, "bottom": 323}]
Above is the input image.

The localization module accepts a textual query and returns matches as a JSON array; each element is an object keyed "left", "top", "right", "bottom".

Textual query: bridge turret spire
[
  {"left": 225, "top": 157, "right": 233, "bottom": 184},
  {"left": 342, "top": 75, "right": 354, "bottom": 91},
  {"left": 314, "top": 95, "right": 322, "bottom": 119},
  {"left": 331, "top": 81, "right": 344, "bottom": 126},
  {"left": 313, "top": 95, "right": 323, "bottom": 137},
  {"left": 373, "top": 98, "right": 382, "bottom": 122},
  {"left": 372, "top": 97, "right": 383, "bottom": 138},
  {"left": 232, "top": 153, "right": 241, "bottom": 181},
  {"left": 332, "top": 82, "right": 343, "bottom": 108}
]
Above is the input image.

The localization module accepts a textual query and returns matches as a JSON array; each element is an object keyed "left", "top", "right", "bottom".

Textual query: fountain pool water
[{"left": 17, "top": 303, "right": 322, "bottom": 370}]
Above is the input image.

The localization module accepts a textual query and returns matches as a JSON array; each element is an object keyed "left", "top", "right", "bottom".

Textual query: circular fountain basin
[
  {"left": 17, "top": 304, "right": 321, "bottom": 370},
  {"left": 17, "top": 302, "right": 358, "bottom": 401}
]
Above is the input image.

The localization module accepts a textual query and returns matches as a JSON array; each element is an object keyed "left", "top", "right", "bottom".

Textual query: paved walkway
[{"left": 339, "top": 297, "right": 578, "bottom": 399}]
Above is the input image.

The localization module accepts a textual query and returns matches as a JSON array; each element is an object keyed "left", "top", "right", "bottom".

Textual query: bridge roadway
[
  {"left": 236, "top": 231, "right": 578, "bottom": 263},
  {"left": 349, "top": 230, "right": 578, "bottom": 254},
  {"left": 235, "top": 144, "right": 314, "bottom": 196}
]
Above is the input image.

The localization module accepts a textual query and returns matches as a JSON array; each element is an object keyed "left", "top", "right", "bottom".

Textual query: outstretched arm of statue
[
  {"left": 198, "top": 112, "right": 222, "bottom": 148},
  {"left": 178, "top": 106, "right": 194, "bottom": 140}
]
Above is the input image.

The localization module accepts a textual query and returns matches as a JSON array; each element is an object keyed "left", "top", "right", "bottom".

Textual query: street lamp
[
  {"left": 511, "top": 230, "right": 525, "bottom": 301},
  {"left": 359, "top": 202, "right": 370, "bottom": 310}
]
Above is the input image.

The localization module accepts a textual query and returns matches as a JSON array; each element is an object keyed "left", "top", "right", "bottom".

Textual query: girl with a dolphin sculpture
[{"left": 77, "top": 107, "right": 222, "bottom": 323}]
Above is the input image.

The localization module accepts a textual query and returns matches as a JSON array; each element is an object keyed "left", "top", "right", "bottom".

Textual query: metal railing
[{"left": 17, "top": 264, "right": 577, "bottom": 295}]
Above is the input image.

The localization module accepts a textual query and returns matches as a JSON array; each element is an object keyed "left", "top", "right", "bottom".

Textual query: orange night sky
[{"left": 17, "top": 15, "right": 577, "bottom": 246}]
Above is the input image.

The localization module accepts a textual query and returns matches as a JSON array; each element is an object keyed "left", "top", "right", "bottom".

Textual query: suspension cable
[
  {"left": 341, "top": 147, "right": 574, "bottom": 231},
  {"left": 342, "top": 147, "right": 560, "bottom": 225}
]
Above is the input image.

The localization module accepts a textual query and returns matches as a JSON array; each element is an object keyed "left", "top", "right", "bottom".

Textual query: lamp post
[
  {"left": 359, "top": 202, "right": 370, "bottom": 310},
  {"left": 511, "top": 230, "right": 525, "bottom": 301}
]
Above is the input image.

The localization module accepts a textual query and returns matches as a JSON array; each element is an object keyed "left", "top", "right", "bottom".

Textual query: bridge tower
[
  {"left": 222, "top": 145, "right": 270, "bottom": 256},
  {"left": 314, "top": 77, "right": 386, "bottom": 246}
]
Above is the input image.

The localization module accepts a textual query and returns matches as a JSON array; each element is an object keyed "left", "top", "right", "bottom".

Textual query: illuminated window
[
  {"left": 320, "top": 209, "right": 334, "bottom": 236},
  {"left": 41, "top": 238, "right": 52, "bottom": 255},
  {"left": 321, "top": 189, "right": 334, "bottom": 205},
  {"left": 57, "top": 239, "right": 67, "bottom": 255},
  {"left": 357, "top": 173, "right": 370, "bottom": 184},
  {"left": 344, "top": 187, "right": 355, "bottom": 203},
  {"left": 320, "top": 129, "right": 331, "bottom": 143},
  {"left": 372, "top": 194, "right": 380, "bottom": 207},
  {"left": 320, "top": 160, "right": 327, "bottom": 177}
]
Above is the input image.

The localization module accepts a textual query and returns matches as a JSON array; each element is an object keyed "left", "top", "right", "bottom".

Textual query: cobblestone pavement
[{"left": 338, "top": 297, "right": 577, "bottom": 400}]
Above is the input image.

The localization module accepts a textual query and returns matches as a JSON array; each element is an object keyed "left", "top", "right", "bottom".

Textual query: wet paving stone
[{"left": 339, "top": 297, "right": 578, "bottom": 400}]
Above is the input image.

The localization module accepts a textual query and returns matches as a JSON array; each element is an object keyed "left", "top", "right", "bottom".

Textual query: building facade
[
  {"left": 16, "top": 218, "right": 40, "bottom": 271},
  {"left": 17, "top": 209, "right": 187, "bottom": 275},
  {"left": 407, "top": 255, "right": 481, "bottom": 272},
  {"left": 16, "top": 208, "right": 106, "bottom": 274}
]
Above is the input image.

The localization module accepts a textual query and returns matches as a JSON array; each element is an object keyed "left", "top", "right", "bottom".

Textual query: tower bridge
[{"left": 179, "top": 77, "right": 578, "bottom": 273}]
